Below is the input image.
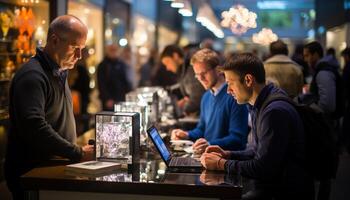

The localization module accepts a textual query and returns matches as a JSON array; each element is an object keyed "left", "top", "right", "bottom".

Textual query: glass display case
[
  {"left": 95, "top": 111, "right": 140, "bottom": 165},
  {"left": 114, "top": 101, "right": 150, "bottom": 147},
  {"left": 125, "top": 86, "right": 173, "bottom": 123}
]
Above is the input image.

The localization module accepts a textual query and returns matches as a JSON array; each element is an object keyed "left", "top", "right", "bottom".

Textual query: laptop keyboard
[{"left": 169, "top": 157, "right": 201, "bottom": 167}]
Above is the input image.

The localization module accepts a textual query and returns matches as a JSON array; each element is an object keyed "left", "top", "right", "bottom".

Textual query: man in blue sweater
[
  {"left": 200, "top": 53, "right": 314, "bottom": 199},
  {"left": 171, "top": 48, "right": 248, "bottom": 154}
]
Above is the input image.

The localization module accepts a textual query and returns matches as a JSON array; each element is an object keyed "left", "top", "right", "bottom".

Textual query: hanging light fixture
[
  {"left": 171, "top": 0, "right": 184, "bottom": 8},
  {"left": 178, "top": 0, "right": 192, "bottom": 17},
  {"left": 221, "top": 5, "right": 257, "bottom": 35},
  {"left": 196, "top": 2, "right": 224, "bottom": 38},
  {"left": 252, "top": 28, "right": 278, "bottom": 45}
]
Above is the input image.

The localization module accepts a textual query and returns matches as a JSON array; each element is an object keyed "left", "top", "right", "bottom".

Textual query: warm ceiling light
[
  {"left": 221, "top": 5, "right": 257, "bottom": 35},
  {"left": 196, "top": 2, "right": 224, "bottom": 38},
  {"left": 171, "top": 0, "right": 184, "bottom": 8},
  {"left": 178, "top": 0, "right": 192, "bottom": 17},
  {"left": 252, "top": 28, "right": 278, "bottom": 45}
]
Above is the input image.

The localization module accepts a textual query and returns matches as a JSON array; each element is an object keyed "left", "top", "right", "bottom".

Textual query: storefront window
[{"left": 0, "top": 0, "right": 49, "bottom": 120}]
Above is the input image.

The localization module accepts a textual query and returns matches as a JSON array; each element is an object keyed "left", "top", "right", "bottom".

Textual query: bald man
[{"left": 5, "top": 15, "right": 94, "bottom": 199}]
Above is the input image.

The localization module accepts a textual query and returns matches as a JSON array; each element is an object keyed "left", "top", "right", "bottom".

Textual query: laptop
[{"left": 147, "top": 126, "right": 202, "bottom": 172}]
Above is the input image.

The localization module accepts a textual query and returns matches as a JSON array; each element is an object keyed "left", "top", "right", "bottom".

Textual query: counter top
[{"left": 21, "top": 159, "right": 242, "bottom": 199}]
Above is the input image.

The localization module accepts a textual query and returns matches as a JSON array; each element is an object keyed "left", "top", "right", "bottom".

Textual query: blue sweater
[{"left": 188, "top": 84, "right": 248, "bottom": 150}]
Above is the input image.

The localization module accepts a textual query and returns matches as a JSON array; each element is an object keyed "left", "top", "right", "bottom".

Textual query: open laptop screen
[{"left": 148, "top": 126, "right": 171, "bottom": 162}]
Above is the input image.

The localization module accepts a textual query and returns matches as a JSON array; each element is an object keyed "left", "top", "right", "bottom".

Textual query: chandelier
[
  {"left": 221, "top": 5, "right": 257, "bottom": 35},
  {"left": 252, "top": 28, "right": 278, "bottom": 45}
]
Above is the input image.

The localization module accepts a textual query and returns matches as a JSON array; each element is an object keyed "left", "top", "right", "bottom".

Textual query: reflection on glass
[
  {"left": 126, "top": 87, "right": 173, "bottom": 123},
  {"left": 199, "top": 170, "right": 241, "bottom": 187},
  {"left": 115, "top": 101, "right": 149, "bottom": 146},
  {"left": 96, "top": 114, "right": 134, "bottom": 162},
  {"left": 96, "top": 172, "right": 132, "bottom": 182}
]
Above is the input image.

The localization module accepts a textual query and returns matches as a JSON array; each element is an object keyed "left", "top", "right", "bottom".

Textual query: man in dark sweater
[
  {"left": 303, "top": 41, "right": 340, "bottom": 116},
  {"left": 5, "top": 15, "right": 94, "bottom": 199},
  {"left": 171, "top": 49, "right": 248, "bottom": 154},
  {"left": 161, "top": 44, "right": 205, "bottom": 116},
  {"left": 97, "top": 44, "right": 133, "bottom": 111},
  {"left": 200, "top": 53, "right": 314, "bottom": 199}
]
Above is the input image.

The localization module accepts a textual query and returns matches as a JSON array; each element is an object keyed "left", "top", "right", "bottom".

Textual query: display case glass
[
  {"left": 125, "top": 86, "right": 173, "bottom": 123},
  {"left": 95, "top": 111, "right": 140, "bottom": 165},
  {"left": 114, "top": 101, "right": 149, "bottom": 146}
]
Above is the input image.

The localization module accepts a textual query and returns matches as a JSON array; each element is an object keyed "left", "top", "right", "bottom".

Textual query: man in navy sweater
[
  {"left": 200, "top": 53, "right": 314, "bottom": 199},
  {"left": 171, "top": 48, "right": 248, "bottom": 154}
]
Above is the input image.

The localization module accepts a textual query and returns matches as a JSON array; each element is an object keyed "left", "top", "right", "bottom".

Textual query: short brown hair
[
  {"left": 160, "top": 44, "right": 184, "bottom": 59},
  {"left": 190, "top": 48, "right": 220, "bottom": 69},
  {"left": 219, "top": 53, "right": 265, "bottom": 84}
]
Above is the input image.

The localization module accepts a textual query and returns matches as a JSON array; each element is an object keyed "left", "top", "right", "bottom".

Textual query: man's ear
[
  {"left": 50, "top": 34, "right": 59, "bottom": 46},
  {"left": 245, "top": 74, "right": 254, "bottom": 87}
]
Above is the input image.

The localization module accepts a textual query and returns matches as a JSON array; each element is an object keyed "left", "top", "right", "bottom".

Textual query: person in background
[
  {"left": 183, "top": 43, "right": 199, "bottom": 70},
  {"left": 97, "top": 43, "right": 133, "bottom": 111},
  {"left": 171, "top": 49, "right": 248, "bottom": 154},
  {"left": 139, "top": 48, "right": 158, "bottom": 87},
  {"left": 5, "top": 15, "right": 94, "bottom": 199},
  {"left": 341, "top": 48, "right": 350, "bottom": 154},
  {"left": 326, "top": 47, "right": 340, "bottom": 70},
  {"left": 120, "top": 45, "right": 137, "bottom": 89},
  {"left": 71, "top": 48, "right": 91, "bottom": 115},
  {"left": 68, "top": 48, "right": 91, "bottom": 133},
  {"left": 303, "top": 41, "right": 343, "bottom": 118},
  {"left": 200, "top": 53, "right": 314, "bottom": 199},
  {"left": 303, "top": 41, "right": 343, "bottom": 200},
  {"left": 292, "top": 44, "right": 310, "bottom": 83},
  {"left": 160, "top": 44, "right": 205, "bottom": 117},
  {"left": 264, "top": 40, "right": 304, "bottom": 98},
  {"left": 151, "top": 62, "right": 179, "bottom": 88}
]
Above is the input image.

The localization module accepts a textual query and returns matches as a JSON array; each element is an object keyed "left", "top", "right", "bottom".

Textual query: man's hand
[
  {"left": 193, "top": 138, "right": 209, "bottom": 155},
  {"left": 200, "top": 152, "right": 226, "bottom": 171},
  {"left": 81, "top": 144, "right": 94, "bottom": 161},
  {"left": 177, "top": 96, "right": 189, "bottom": 109},
  {"left": 205, "top": 145, "right": 231, "bottom": 159},
  {"left": 171, "top": 129, "right": 189, "bottom": 140}
]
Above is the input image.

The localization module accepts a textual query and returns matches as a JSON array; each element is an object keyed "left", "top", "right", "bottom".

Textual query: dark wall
[
  {"left": 105, "top": 0, "right": 130, "bottom": 33},
  {"left": 315, "top": 0, "right": 348, "bottom": 29},
  {"left": 158, "top": 0, "right": 182, "bottom": 32}
]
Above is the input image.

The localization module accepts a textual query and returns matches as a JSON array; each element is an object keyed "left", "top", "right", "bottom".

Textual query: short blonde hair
[{"left": 190, "top": 48, "right": 220, "bottom": 69}]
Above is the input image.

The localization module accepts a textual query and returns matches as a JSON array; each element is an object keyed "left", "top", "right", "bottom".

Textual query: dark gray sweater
[{"left": 5, "top": 48, "right": 82, "bottom": 180}]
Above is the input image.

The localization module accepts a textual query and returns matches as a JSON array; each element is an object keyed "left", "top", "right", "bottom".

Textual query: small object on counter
[
  {"left": 170, "top": 140, "right": 193, "bottom": 146},
  {"left": 65, "top": 161, "right": 121, "bottom": 175},
  {"left": 183, "top": 146, "right": 194, "bottom": 154},
  {"left": 171, "top": 140, "right": 194, "bottom": 152}
]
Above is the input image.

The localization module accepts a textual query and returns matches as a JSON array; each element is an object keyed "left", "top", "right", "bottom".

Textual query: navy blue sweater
[
  {"left": 224, "top": 84, "right": 313, "bottom": 197},
  {"left": 188, "top": 84, "right": 248, "bottom": 150}
]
